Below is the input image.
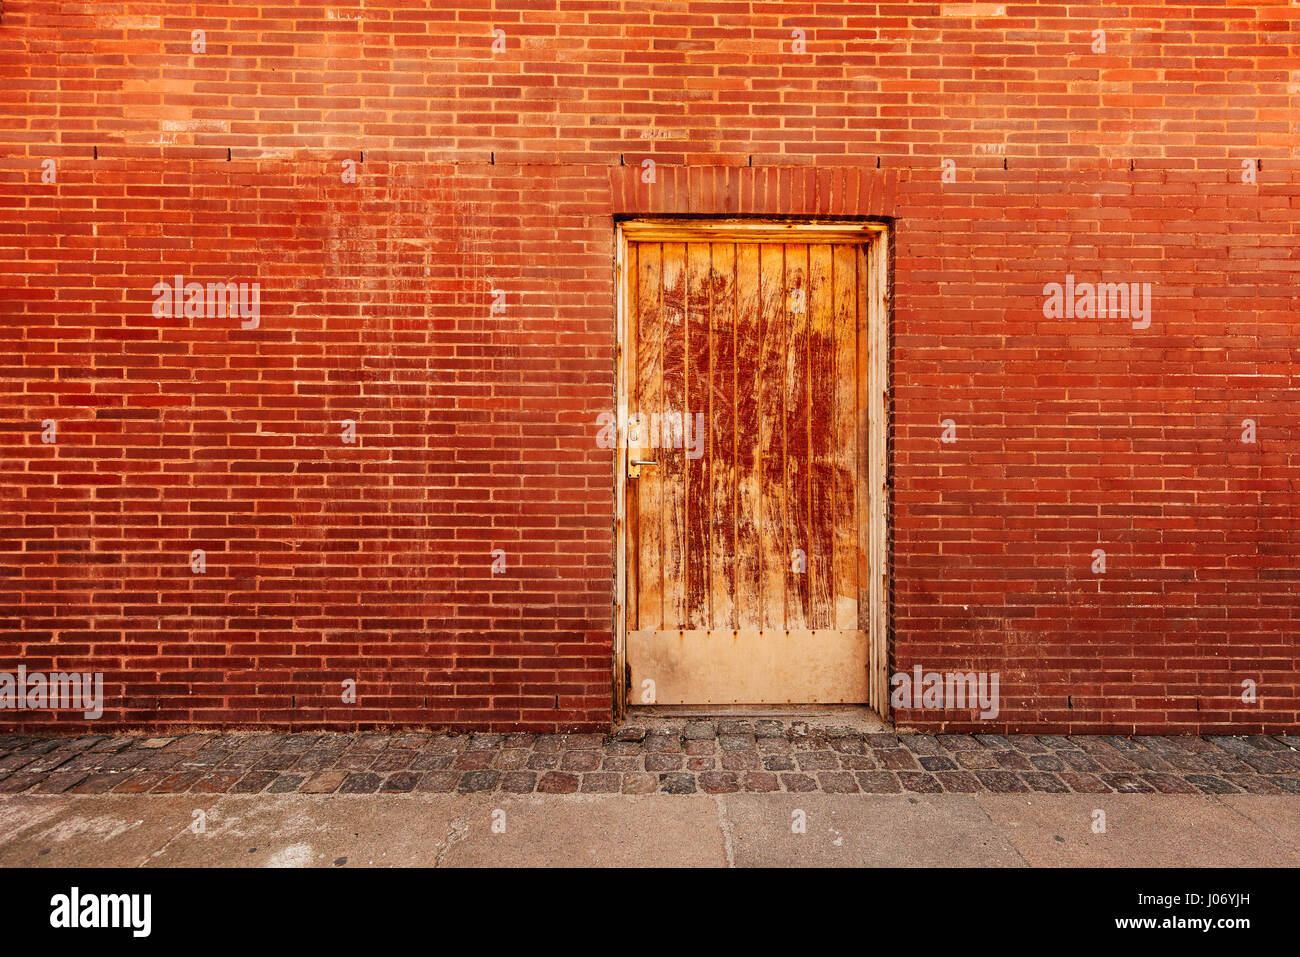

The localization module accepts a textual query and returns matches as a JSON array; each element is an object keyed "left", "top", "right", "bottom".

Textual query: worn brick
[
  {"left": 110, "top": 772, "right": 166, "bottom": 794},
  {"left": 699, "top": 771, "right": 741, "bottom": 793},
  {"left": 935, "top": 771, "right": 982, "bottom": 792},
  {"left": 499, "top": 771, "right": 538, "bottom": 793},
  {"left": 993, "top": 750, "right": 1034, "bottom": 771},
  {"left": 415, "top": 771, "right": 461, "bottom": 793},
  {"left": 453, "top": 751, "right": 495, "bottom": 771},
  {"left": 370, "top": 750, "right": 415, "bottom": 772},
  {"left": 898, "top": 771, "right": 942, "bottom": 794},
  {"left": 268, "top": 774, "right": 306, "bottom": 794},
  {"left": 230, "top": 771, "right": 279, "bottom": 794},
  {"left": 819, "top": 771, "right": 861, "bottom": 793},
  {"left": 1100, "top": 773, "right": 1156, "bottom": 794},
  {"left": 780, "top": 773, "right": 818, "bottom": 793},
  {"left": 1141, "top": 773, "right": 1200, "bottom": 795},
  {"left": 658, "top": 772, "right": 696, "bottom": 795},
  {"left": 1021, "top": 772, "right": 1070, "bottom": 793},
  {"left": 855, "top": 771, "right": 902, "bottom": 794},
  {"left": 1058, "top": 772, "right": 1113, "bottom": 794},
  {"left": 795, "top": 751, "right": 838, "bottom": 771},
  {"left": 300, "top": 770, "right": 348, "bottom": 794},
  {"left": 34, "top": 772, "right": 88, "bottom": 794},
  {"left": 69, "top": 773, "right": 125, "bottom": 794},
  {"left": 645, "top": 753, "right": 684, "bottom": 772},
  {"left": 338, "top": 772, "right": 384, "bottom": 794},
  {"left": 1224, "top": 774, "right": 1287, "bottom": 795},
  {"left": 381, "top": 772, "right": 420, "bottom": 793},
  {"left": 621, "top": 772, "right": 657, "bottom": 794},
  {"left": 493, "top": 749, "right": 529, "bottom": 770},
  {"left": 974, "top": 770, "right": 1028, "bottom": 793},
  {"left": 537, "top": 772, "right": 580, "bottom": 794},
  {"left": 721, "top": 751, "right": 760, "bottom": 771},
  {"left": 580, "top": 772, "right": 621, "bottom": 793},
  {"left": 645, "top": 733, "right": 683, "bottom": 754},
  {"left": 411, "top": 753, "right": 455, "bottom": 771},
  {"left": 457, "top": 771, "right": 500, "bottom": 793},
  {"left": 192, "top": 771, "right": 245, "bottom": 794},
  {"left": 559, "top": 751, "right": 601, "bottom": 772},
  {"left": 683, "top": 721, "right": 716, "bottom": 740}
]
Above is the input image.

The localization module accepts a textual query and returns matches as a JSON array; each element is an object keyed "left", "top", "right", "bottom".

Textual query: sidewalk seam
[
  {"left": 1208, "top": 793, "right": 1300, "bottom": 855},
  {"left": 972, "top": 794, "right": 1033, "bottom": 868}
]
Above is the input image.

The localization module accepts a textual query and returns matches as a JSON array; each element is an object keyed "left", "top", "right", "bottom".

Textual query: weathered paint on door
[{"left": 625, "top": 239, "right": 869, "bottom": 705}]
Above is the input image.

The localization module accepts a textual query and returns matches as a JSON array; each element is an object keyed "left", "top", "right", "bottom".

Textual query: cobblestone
[{"left": 0, "top": 725, "right": 1295, "bottom": 797}]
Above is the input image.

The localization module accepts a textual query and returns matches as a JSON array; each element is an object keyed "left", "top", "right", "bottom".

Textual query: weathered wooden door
[{"left": 623, "top": 233, "right": 871, "bottom": 705}]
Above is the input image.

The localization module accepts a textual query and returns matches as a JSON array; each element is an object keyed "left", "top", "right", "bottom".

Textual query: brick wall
[{"left": 1, "top": 1, "right": 1296, "bottom": 733}]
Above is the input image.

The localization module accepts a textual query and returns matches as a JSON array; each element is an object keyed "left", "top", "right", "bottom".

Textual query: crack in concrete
[
  {"left": 434, "top": 813, "right": 470, "bottom": 868},
  {"left": 972, "top": 794, "right": 1032, "bottom": 868},
  {"left": 1210, "top": 793, "right": 1300, "bottom": 853},
  {"left": 714, "top": 795, "right": 736, "bottom": 868}
]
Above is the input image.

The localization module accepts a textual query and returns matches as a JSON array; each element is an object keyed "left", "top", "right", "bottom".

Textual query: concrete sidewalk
[{"left": 1, "top": 791, "right": 1296, "bottom": 867}]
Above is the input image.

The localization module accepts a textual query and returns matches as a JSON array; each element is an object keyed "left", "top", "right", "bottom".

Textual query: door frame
[{"left": 611, "top": 217, "right": 891, "bottom": 720}]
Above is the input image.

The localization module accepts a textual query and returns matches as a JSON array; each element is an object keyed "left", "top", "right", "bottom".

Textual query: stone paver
[{"left": 0, "top": 725, "right": 1294, "bottom": 798}]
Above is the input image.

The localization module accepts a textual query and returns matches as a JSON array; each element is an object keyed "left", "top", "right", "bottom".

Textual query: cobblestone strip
[{"left": 0, "top": 724, "right": 1297, "bottom": 797}]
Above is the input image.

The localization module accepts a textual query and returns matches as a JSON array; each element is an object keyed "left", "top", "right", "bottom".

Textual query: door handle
[{"left": 628, "top": 459, "right": 657, "bottom": 478}]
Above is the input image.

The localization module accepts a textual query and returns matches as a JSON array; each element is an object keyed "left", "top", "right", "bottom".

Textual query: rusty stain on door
[{"left": 624, "top": 235, "right": 870, "bottom": 705}]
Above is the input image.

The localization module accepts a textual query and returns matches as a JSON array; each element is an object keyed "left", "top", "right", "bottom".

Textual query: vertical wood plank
[
  {"left": 660, "top": 242, "right": 687, "bottom": 630},
  {"left": 757, "top": 244, "right": 787, "bottom": 630},
  {"left": 625, "top": 241, "right": 639, "bottom": 631},
  {"left": 783, "top": 243, "right": 811, "bottom": 630},
  {"left": 614, "top": 229, "right": 630, "bottom": 716},
  {"left": 867, "top": 231, "right": 890, "bottom": 713},
  {"left": 685, "top": 242, "right": 713, "bottom": 629},
  {"left": 709, "top": 243, "right": 737, "bottom": 631},
  {"left": 635, "top": 242, "right": 664, "bottom": 630},
  {"left": 857, "top": 243, "right": 871, "bottom": 642},
  {"left": 807, "top": 244, "right": 835, "bottom": 630},
  {"left": 832, "top": 243, "right": 860, "bottom": 630},
  {"left": 733, "top": 243, "right": 762, "bottom": 628}
]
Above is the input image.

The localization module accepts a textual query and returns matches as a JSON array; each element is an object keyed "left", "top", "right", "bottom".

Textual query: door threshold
[{"left": 628, "top": 704, "right": 891, "bottom": 733}]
